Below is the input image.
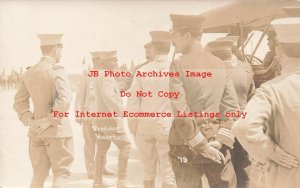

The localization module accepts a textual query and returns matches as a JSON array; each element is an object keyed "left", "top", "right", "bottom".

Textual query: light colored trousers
[
  {"left": 29, "top": 137, "right": 74, "bottom": 188},
  {"left": 135, "top": 130, "right": 175, "bottom": 185},
  {"left": 82, "top": 121, "right": 96, "bottom": 176}
]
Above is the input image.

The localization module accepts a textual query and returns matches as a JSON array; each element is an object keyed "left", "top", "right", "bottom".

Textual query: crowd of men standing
[
  {"left": 12, "top": 11, "right": 300, "bottom": 188},
  {"left": 0, "top": 68, "right": 22, "bottom": 90}
]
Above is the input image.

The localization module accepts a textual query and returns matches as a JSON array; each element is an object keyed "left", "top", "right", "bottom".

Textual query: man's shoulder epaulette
[{"left": 53, "top": 64, "right": 64, "bottom": 70}]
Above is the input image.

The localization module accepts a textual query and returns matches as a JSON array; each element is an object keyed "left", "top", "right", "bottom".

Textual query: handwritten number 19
[{"left": 177, "top": 157, "right": 187, "bottom": 163}]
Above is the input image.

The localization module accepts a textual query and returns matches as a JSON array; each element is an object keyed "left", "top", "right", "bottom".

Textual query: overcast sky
[{"left": 1, "top": 0, "right": 269, "bottom": 73}]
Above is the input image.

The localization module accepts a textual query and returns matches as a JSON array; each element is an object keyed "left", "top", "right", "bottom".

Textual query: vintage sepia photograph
[{"left": 1, "top": 0, "right": 300, "bottom": 188}]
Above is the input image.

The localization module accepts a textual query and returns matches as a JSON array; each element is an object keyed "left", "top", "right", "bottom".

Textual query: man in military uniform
[
  {"left": 206, "top": 37, "right": 255, "bottom": 187},
  {"left": 14, "top": 34, "right": 74, "bottom": 188},
  {"left": 74, "top": 65, "right": 115, "bottom": 179},
  {"left": 232, "top": 17, "right": 300, "bottom": 188},
  {"left": 92, "top": 51, "right": 135, "bottom": 188},
  {"left": 127, "top": 31, "right": 176, "bottom": 188},
  {"left": 168, "top": 14, "right": 240, "bottom": 188}
]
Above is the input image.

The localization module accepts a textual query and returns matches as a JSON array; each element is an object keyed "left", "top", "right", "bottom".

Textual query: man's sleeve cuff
[
  {"left": 47, "top": 113, "right": 60, "bottom": 127},
  {"left": 188, "top": 132, "right": 208, "bottom": 153},
  {"left": 20, "top": 111, "right": 33, "bottom": 125},
  {"left": 215, "top": 128, "right": 235, "bottom": 148}
]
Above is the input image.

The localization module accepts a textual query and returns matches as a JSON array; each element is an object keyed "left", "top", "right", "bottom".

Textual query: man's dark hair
[
  {"left": 152, "top": 42, "right": 171, "bottom": 54},
  {"left": 212, "top": 50, "right": 232, "bottom": 61},
  {"left": 40, "top": 44, "right": 62, "bottom": 55},
  {"left": 40, "top": 45, "right": 56, "bottom": 55},
  {"left": 93, "top": 58, "right": 118, "bottom": 70},
  {"left": 178, "top": 28, "right": 202, "bottom": 39}
]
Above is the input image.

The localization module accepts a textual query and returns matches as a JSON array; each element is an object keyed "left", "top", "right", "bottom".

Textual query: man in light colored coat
[
  {"left": 127, "top": 31, "right": 176, "bottom": 188},
  {"left": 232, "top": 17, "right": 300, "bottom": 188},
  {"left": 14, "top": 34, "right": 74, "bottom": 188}
]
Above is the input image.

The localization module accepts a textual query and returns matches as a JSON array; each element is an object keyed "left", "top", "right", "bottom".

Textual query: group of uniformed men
[
  {"left": 13, "top": 11, "right": 300, "bottom": 188},
  {"left": 0, "top": 68, "right": 22, "bottom": 90}
]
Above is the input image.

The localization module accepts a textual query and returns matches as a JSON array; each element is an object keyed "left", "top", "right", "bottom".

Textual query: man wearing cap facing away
[
  {"left": 127, "top": 31, "right": 176, "bottom": 188},
  {"left": 232, "top": 17, "right": 300, "bottom": 188},
  {"left": 14, "top": 34, "right": 74, "bottom": 188},
  {"left": 206, "top": 37, "right": 255, "bottom": 187},
  {"left": 91, "top": 51, "right": 135, "bottom": 188},
  {"left": 168, "top": 14, "right": 240, "bottom": 188}
]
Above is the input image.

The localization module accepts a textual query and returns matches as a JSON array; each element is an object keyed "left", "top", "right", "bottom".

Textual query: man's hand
[
  {"left": 33, "top": 118, "right": 52, "bottom": 135},
  {"left": 26, "top": 118, "right": 35, "bottom": 127},
  {"left": 201, "top": 145, "right": 225, "bottom": 164},
  {"left": 269, "top": 145, "right": 298, "bottom": 169},
  {"left": 32, "top": 138, "right": 45, "bottom": 145},
  {"left": 208, "top": 140, "right": 222, "bottom": 150},
  {"left": 75, "top": 117, "right": 82, "bottom": 125}
]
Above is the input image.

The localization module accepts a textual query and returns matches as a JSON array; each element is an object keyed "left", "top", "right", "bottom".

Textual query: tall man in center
[
  {"left": 168, "top": 14, "right": 240, "bottom": 188},
  {"left": 127, "top": 31, "right": 176, "bottom": 188}
]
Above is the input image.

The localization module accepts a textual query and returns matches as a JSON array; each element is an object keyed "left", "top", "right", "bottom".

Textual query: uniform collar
[
  {"left": 281, "top": 61, "right": 300, "bottom": 74},
  {"left": 40, "top": 56, "right": 56, "bottom": 64}
]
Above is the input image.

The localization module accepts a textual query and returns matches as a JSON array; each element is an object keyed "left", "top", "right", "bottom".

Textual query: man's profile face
[
  {"left": 55, "top": 46, "right": 63, "bottom": 62},
  {"left": 275, "top": 43, "right": 289, "bottom": 69},
  {"left": 145, "top": 47, "right": 153, "bottom": 61},
  {"left": 170, "top": 29, "right": 189, "bottom": 53},
  {"left": 268, "top": 37, "right": 276, "bottom": 50},
  {"left": 275, "top": 39, "right": 282, "bottom": 59}
]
